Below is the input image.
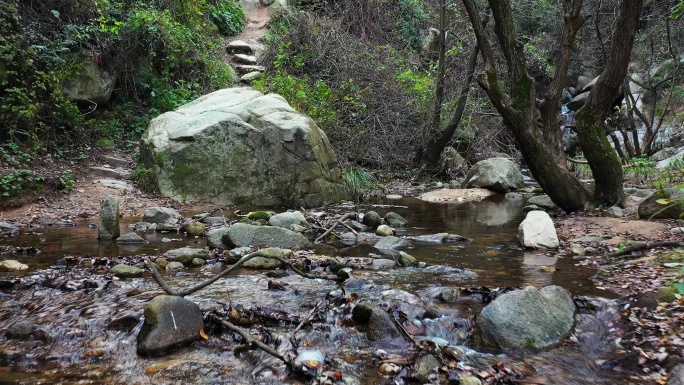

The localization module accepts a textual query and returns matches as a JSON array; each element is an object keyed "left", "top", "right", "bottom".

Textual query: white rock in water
[{"left": 518, "top": 210, "right": 559, "bottom": 249}]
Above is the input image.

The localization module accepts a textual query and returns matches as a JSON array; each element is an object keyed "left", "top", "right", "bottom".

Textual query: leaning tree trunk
[
  {"left": 461, "top": 0, "right": 593, "bottom": 211},
  {"left": 575, "top": 0, "right": 643, "bottom": 206},
  {"left": 422, "top": 0, "right": 481, "bottom": 169}
]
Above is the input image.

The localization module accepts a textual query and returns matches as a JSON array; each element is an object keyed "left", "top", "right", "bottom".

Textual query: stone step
[
  {"left": 90, "top": 166, "right": 131, "bottom": 180},
  {"left": 232, "top": 54, "right": 257, "bottom": 65},
  {"left": 235, "top": 65, "right": 265, "bottom": 75},
  {"left": 102, "top": 155, "right": 129, "bottom": 168},
  {"left": 226, "top": 40, "right": 253, "bottom": 55},
  {"left": 240, "top": 71, "right": 262, "bottom": 84},
  {"left": 94, "top": 179, "right": 134, "bottom": 191}
]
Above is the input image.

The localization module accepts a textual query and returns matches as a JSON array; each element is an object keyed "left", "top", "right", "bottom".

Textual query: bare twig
[
  {"left": 211, "top": 316, "right": 285, "bottom": 361},
  {"left": 291, "top": 300, "right": 325, "bottom": 337},
  {"left": 147, "top": 250, "right": 341, "bottom": 297},
  {"left": 315, "top": 213, "right": 355, "bottom": 243}
]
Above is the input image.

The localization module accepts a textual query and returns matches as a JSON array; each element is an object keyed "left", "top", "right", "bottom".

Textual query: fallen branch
[
  {"left": 315, "top": 213, "right": 355, "bottom": 243},
  {"left": 610, "top": 241, "right": 683, "bottom": 258},
  {"left": 291, "top": 300, "right": 325, "bottom": 337},
  {"left": 211, "top": 316, "right": 285, "bottom": 362},
  {"left": 146, "top": 250, "right": 342, "bottom": 297}
]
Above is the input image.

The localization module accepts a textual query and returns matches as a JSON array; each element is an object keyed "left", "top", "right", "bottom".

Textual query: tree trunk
[
  {"left": 422, "top": 2, "right": 482, "bottom": 169},
  {"left": 540, "top": 0, "right": 584, "bottom": 166},
  {"left": 461, "top": 0, "right": 592, "bottom": 211},
  {"left": 575, "top": 0, "right": 643, "bottom": 206},
  {"left": 423, "top": 43, "right": 480, "bottom": 167}
]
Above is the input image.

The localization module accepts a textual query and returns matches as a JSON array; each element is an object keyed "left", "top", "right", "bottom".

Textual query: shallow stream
[{"left": 0, "top": 196, "right": 632, "bottom": 384}]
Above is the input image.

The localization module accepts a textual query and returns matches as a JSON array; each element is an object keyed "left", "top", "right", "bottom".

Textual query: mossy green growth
[
  {"left": 660, "top": 251, "right": 684, "bottom": 262},
  {"left": 657, "top": 286, "right": 678, "bottom": 302},
  {"left": 96, "top": 138, "right": 115, "bottom": 150},
  {"left": 247, "top": 211, "right": 270, "bottom": 221}
]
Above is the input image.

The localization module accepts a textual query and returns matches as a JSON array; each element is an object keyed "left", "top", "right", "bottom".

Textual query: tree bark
[
  {"left": 575, "top": 0, "right": 643, "bottom": 206},
  {"left": 461, "top": 0, "right": 592, "bottom": 211}
]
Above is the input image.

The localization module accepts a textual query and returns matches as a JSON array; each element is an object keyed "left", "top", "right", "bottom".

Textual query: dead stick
[
  {"left": 315, "top": 213, "right": 355, "bottom": 243},
  {"left": 609, "top": 241, "right": 683, "bottom": 258},
  {"left": 148, "top": 251, "right": 341, "bottom": 297},
  {"left": 213, "top": 317, "right": 285, "bottom": 361},
  {"left": 291, "top": 300, "right": 325, "bottom": 337}
]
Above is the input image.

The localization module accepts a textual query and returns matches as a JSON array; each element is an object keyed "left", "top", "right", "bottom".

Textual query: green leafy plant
[
  {"left": 133, "top": 163, "right": 158, "bottom": 193},
  {"left": 58, "top": 169, "right": 75, "bottom": 192},
  {"left": 208, "top": 0, "right": 246, "bottom": 36},
  {"left": 344, "top": 167, "right": 375, "bottom": 203},
  {"left": 0, "top": 170, "right": 44, "bottom": 197}
]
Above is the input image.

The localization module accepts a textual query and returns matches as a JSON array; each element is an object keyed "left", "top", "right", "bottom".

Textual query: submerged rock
[
  {"left": 0, "top": 221, "right": 19, "bottom": 234},
  {"left": 362, "top": 211, "right": 383, "bottom": 229},
  {"left": 4, "top": 321, "right": 36, "bottom": 340},
  {"left": 183, "top": 221, "right": 207, "bottom": 236},
  {"left": 206, "top": 226, "right": 231, "bottom": 249},
  {"left": 165, "top": 247, "right": 209, "bottom": 265},
  {"left": 143, "top": 207, "right": 182, "bottom": 226},
  {"left": 0, "top": 260, "right": 28, "bottom": 272},
  {"left": 414, "top": 354, "right": 440, "bottom": 383},
  {"left": 411, "top": 233, "right": 470, "bottom": 243},
  {"left": 518, "top": 211, "right": 559, "bottom": 249},
  {"left": 111, "top": 264, "right": 144, "bottom": 278},
  {"left": 223, "top": 223, "right": 312, "bottom": 249},
  {"left": 398, "top": 251, "right": 417, "bottom": 266},
  {"left": 374, "top": 236, "right": 411, "bottom": 250},
  {"left": 115, "top": 233, "right": 149, "bottom": 244},
  {"left": 366, "top": 308, "right": 401, "bottom": 341},
  {"left": 384, "top": 212, "right": 408, "bottom": 227},
  {"left": 476, "top": 285, "right": 575, "bottom": 351},
  {"left": 137, "top": 295, "right": 204, "bottom": 356},
  {"left": 352, "top": 301, "right": 373, "bottom": 324},
  {"left": 98, "top": 195, "right": 120, "bottom": 240},
  {"left": 242, "top": 248, "right": 290, "bottom": 270},
  {"left": 375, "top": 224, "right": 393, "bottom": 236}
]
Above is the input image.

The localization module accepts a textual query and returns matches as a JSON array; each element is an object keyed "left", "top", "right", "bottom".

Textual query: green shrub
[
  {"left": 344, "top": 167, "right": 375, "bottom": 203},
  {"left": 0, "top": 170, "right": 44, "bottom": 197},
  {"left": 58, "top": 170, "right": 76, "bottom": 192},
  {"left": 133, "top": 163, "right": 158, "bottom": 193},
  {"left": 209, "top": 0, "right": 246, "bottom": 36}
]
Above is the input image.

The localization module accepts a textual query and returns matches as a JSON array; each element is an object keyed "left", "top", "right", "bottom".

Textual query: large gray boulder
[
  {"left": 60, "top": 50, "right": 115, "bottom": 104},
  {"left": 223, "top": 223, "right": 312, "bottom": 249},
  {"left": 518, "top": 211, "right": 560, "bottom": 249},
  {"left": 638, "top": 188, "right": 684, "bottom": 219},
  {"left": 98, "top": 195, "right": 120, "bottom": 240},
  {"left": 477, "top": 286, "right": 575, "bottom": 351},
  {"left": 139, "top": 88, "right": 346, "bottom": 207},
  {"left": 462, "top": 158, "right": 524, "bottom": 193},
  {"left": 137, "top": 295, "right": 204, "bottom": 356}
]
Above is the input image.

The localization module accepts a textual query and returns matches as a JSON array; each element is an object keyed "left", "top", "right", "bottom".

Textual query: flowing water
[{"left": 0, "top": 195, "right": 631, "bottom": 384}]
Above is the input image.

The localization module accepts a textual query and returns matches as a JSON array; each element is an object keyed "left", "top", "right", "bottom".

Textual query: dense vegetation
[
  {"left": 0, "top": 0, "right": 244, "bottom": 198},
  {"left": 1, "top": 0, "right": 683, "bottom": 204}
]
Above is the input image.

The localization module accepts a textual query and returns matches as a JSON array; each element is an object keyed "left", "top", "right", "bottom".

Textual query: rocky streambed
[{"left": 0, "top": 195, "right": 664, "bottom": 384}]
